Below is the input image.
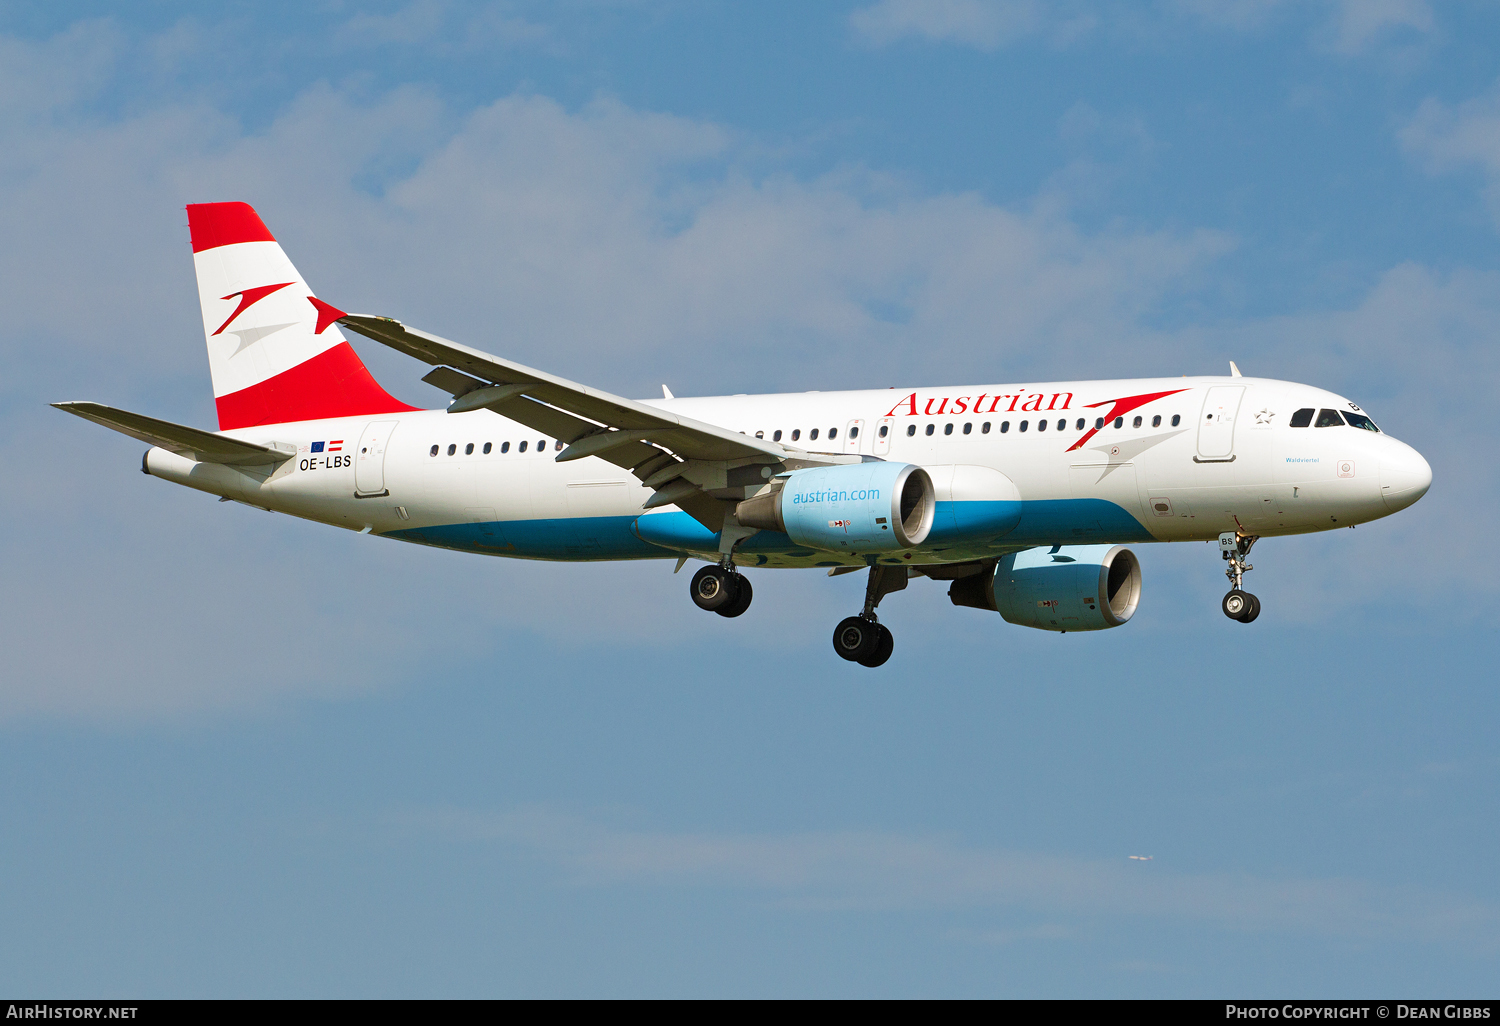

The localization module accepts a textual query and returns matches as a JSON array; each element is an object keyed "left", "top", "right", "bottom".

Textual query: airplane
[{"left": 54, "top": 202, "right": 1433, "bottom": 667}]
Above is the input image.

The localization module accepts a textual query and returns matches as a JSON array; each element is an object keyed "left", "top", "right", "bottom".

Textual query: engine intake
[
  {"left": 949, "top": 544, "right": 1141, "bottom": 631},
  {"left": 736, "top": 462, "right": 935, "bottom": 552}
]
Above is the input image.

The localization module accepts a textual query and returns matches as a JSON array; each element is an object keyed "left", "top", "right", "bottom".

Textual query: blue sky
[{"left": 2, "top": 0, "right": 1498, "bottom": 996}]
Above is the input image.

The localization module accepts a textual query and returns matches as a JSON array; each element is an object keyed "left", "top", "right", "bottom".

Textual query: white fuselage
[{"left": 142, "top": 375, "right": 1431, "bottom": 568}]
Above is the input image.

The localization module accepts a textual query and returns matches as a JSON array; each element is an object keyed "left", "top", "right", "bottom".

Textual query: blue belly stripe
[{"left": 387, "top": 498, "right": 1150, "bottom": 560}]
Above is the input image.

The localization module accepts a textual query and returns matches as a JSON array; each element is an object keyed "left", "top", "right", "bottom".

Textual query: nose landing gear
[
  {"left": 1219, "top": 531, "right": 1261, "bottom": 623},
  {"left": 831, "top": 564, "right": 907, "bottom": 667}
]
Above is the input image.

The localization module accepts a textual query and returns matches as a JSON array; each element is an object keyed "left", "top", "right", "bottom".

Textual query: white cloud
[
  {"left": 1167, "top": 0, "right": 1288, "bottom": 32},
  {"left": 404, "top": 806, "right": 1498, "bottom": 941},
  {"left": 850, "top": 0, "right": 1435, "bottom": 55},
  {"left": 849, "top": 0, "right": 1053, "bottom": 50},
  {"left": 335, "top": 0, "right": 548, "bottom": 52},
  {"left": 1327, "top": 0, "right": 1432, "bottom": 55},
  {"left": 1401, "top": 81, "right": 1500, "bottom": 225}
]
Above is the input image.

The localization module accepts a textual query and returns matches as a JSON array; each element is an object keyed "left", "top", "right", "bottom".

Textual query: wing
[
  {"left": 52, "top": 402, "right": 295, "bottom": 466},
  {"left": 339, "top": 314, "right": 854, "bottom": 532}
]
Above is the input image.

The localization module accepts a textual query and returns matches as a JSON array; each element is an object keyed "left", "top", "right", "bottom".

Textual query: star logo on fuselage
[{"left": 1254, "top": 408, "right": 1274, "bottom": 425}]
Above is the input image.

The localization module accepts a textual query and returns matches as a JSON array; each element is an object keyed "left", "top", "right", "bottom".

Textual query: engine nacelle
[
  {"left": 949, "top": 544, "right": 1141, "bottom": 631},
  {"left": 736, "top": 462, "right": 935, "bottom": 552}
]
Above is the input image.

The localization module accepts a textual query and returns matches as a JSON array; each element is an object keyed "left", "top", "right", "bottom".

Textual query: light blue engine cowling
[
  {"left": 736, "top": 462, "right": 936, "bottom": 552},
  {"left": 948, "top": 544, "right": 1142, "bottom": 631}
]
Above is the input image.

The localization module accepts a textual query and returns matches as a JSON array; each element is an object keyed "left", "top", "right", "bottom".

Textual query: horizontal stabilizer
[{"left": 51, "top": 401, "right": 295, "bottom": 466}]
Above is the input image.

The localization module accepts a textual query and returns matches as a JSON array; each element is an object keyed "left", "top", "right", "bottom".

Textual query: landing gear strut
[
  {"left": 832, "top": 564, "right": 906, "bottom": 667},
  {"left": 1219, "top": 531, "right": 1261, "bottom": 624},
  {"left": 689, "top": 514, "right": 760, "bottom": 618}
]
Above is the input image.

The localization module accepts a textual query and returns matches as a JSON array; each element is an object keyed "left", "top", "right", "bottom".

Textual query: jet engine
[
  {"left": 736, "top": 462, "right": 935, "bottom": 552},
  {"left": 949, "top": 544, "right": 1141, "bottom": 631}
]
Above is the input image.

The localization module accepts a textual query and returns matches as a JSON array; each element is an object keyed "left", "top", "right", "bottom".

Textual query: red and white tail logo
[{"left": 187, "top": 202, "right": 416, "bottom": 430}]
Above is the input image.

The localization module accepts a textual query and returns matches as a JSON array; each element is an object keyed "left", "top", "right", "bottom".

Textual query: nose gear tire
[
  {"left": 1222, "top": 589, "right": 1260, "bottom": 622},
  {"left": 1237, "top": 592, "right": 1260, "bottom": 623}
]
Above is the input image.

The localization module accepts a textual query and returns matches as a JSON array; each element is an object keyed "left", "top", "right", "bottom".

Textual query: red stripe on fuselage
[
  {"left": 1066, "top": 389, "right": 1190, "bottom": 452},
  {"left": 215, "top": 342, "right": 421, "bottom": 430},
  {"left": 187, "top": 202, "right": 277, "bottom": 253}
]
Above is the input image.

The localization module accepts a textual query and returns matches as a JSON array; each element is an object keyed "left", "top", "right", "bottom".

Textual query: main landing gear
[
  {"left": 1219, "top": 531, "right": 1261, "bottom": 624},
  {"left": 690, "top": 563, "right": 753, "bottom": 618},
  {"left": 831, "top": 565, "right": 907, "bottom": 668}
]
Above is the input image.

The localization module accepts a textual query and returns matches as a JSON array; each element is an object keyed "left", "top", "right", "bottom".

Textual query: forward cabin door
[
  {"left": 845, "top": 418, "right": 865, "bottom": 455},
  {"left": 354, "top": 420, "right": 399, "bottom": 497},
  {"left": 1196, "top": 386, "right": 1244, "bottom": 461}
]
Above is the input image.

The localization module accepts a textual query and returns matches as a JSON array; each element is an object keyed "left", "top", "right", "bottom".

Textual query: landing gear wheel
[
  {"left": 857, "top": 623, "right": 894, "bottom": 667},
  {"left": 716, "top": 574, "right": 753, "bottom": 617},
  {"left": 1222, "top": 589, "right": 1260, "bottom": 622},
  {"left": 691, "top": 565, "right": 739, "bottom": 612},
  {"left": 832, "top": 616, "right": 879, "bottom": 662}
]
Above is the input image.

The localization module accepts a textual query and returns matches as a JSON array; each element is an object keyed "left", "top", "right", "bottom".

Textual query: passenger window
[
  {"left": 555, "top": 440, "right": 563, "bottom": 451},
  {"left": 1000, "top": 421, "right": 1009, "bottom": 433},
  {"left": 1132, "top": 416, "right": 1142, "bottom": 428},
  {"left": 1171, "top": 414, "right": 1181, "bottom": 427},
  {"left": 1342, "top": 411, "right": 1380, "bottom": 432},
  {"left": 1075, "top": 418, "right": 1085, "bottom": 430},
  {"left": 925, "top": 424, "right": 935, "bottom": 436},
  {"left": 981, "top": 422, "right": 991, "bottom": 434},
  {"left": 483, "top": 442, "right": 492, "bottom": 454},
  {"left": 906, "top": 425, "right": 916, "bottom": 437},
  {"left": 447, "top": 444, "right": 456, "bottom": 455},
  {"left": 1113, "top": 417, "right": 1123, "bottom": 429},
  {"left": 429, "top": 445, "right": 439, "bottom": 457},
  {"left": 1095, "top": 417, "right": 1105, "bottom": 430},
  {"left": 944, "top": 423, "right": 954, "bottom": 435},
  {"left": 1315, "top": 409, "right": 1343, "bottom": 428},
  {"left": 773, "top": 429, "right": 783, "bottom": 441},
  {"left": 830, "top": 427, "right": 838, "bottom": 439},
  {"left": 810, "top": 428, "right": 819, "bottom": 440},
  {"left": 518, "top": 441, "right": 527, "bottom": 452},
  {"left": 1056, "top": 419, "right": 1065, "bottom": 431},
  {"left": 792, "top": 429, "right": 801, "bottom": 441},
  {"left": 962, "top": 422, "right": 972, "bottom": 435},
  {"left": 1290, "top": 408, "right": 1315, "bottom": 428},
  {"left": 878, "top": 425, "right": 888, "bottom": 438},
  {"left": 465, "top": 443, "right": 474, "bottom": 455},
  {"left": 850, "top": 426, "right": 859, "bottom": 438},
  {"left": 501, "top": 442, "right": 510, "bottom": 453},
  {"left": 1151, "top": 415, "right": 1160, "bottom": 427},
  {"left": 1019, "top": 420, "right": 1029, "bottom": 432},
  {"left": 1037, "top": 419, "right": 1047, "bottom": 432},
  {"left": 755, "top": 430, "right": 764, "bottom": 439}
]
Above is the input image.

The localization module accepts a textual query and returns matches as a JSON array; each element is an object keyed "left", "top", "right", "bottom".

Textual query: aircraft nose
[{"left": 1381, "top": 442, "right": 1432, "bottom": 513}]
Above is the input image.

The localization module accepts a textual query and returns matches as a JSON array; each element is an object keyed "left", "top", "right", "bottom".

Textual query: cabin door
[{"left": 1196, "top": 386, "right": 1244, "bottom": 461}]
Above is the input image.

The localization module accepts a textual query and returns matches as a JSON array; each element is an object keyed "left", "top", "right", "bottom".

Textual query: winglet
[
  {"left": 1229, "top": 361, "right": 1242, "bottom": 378},
  {"left": 662, "top": 384, "right": 674, "bottom": 399}
]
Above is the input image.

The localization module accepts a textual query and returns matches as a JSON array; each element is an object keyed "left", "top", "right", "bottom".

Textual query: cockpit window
[
  {"left": 1289, "top": 408, "right": 1314, "bottom": 428},
  {"left": 1315, "top": 409, "right": 1344, "bottom": 427},
  {"left": 1342, "top": 411, "right": 1380, "bottom": 432}
]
